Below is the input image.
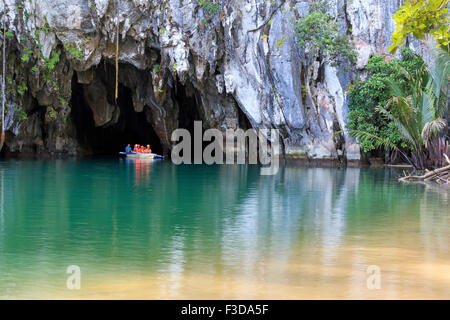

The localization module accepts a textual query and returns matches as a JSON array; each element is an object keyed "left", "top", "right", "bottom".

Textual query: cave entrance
[
  {"left": 70, "top": 64, "right": 163, "bottom": 156},
  {"left": 174, "top": 81, "right": 206, "bottom": 160},
  {"left": 175, "top": 82, "right": 202, "bottom": 134}
]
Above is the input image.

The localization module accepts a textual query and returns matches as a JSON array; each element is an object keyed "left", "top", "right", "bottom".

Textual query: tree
[
  {"left": 346, "top": 49, "right": 424, "bottom": 154},
  {"left": 389, "top": 0, "right": 449, "bottom": 54},
  {"left": 351, "top": 54, "right": 450, "bottom": 169},
  {"left": 295, "top": 0, "right": 356, "bottom": 67},
  {"left": 294, "top": 0, "right": 356, "bottom": 124}
]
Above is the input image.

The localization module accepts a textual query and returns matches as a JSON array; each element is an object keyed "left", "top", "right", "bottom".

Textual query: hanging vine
[
  {"left": 1, "top": 0, "right": 7, "bottom": 150},
  {"left": 115, "top": 0, "right": 119, "bottom": 101}
]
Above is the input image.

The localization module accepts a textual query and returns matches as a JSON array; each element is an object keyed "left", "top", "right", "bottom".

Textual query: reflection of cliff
[
  {"left": 220, "top": 167, "right": 362, "bottom": 275},
  {"left": 419, "top": 185, "right": 449, "bottom": 255}
]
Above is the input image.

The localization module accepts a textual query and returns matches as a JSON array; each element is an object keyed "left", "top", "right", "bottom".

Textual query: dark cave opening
[
  {"left": 174, "top": 81, "right": 208, "bottom": 160},
  {"left": 175, "top": 82, "right": 202, "bottom": 133},
  {"left": 70, "top": 67, "right": 163, "bottom": 156},
  {"left": 69, "top": 61, "right": 253, "bottom": 159}
]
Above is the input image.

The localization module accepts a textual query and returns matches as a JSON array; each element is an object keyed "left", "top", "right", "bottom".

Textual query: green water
[{"left": 0, "top": 159, "right": 448, "bottom": 299}]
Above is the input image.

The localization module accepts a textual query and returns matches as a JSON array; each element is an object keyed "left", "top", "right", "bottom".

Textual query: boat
[{"left": 119, "top": 152, "right": 164, "bottom": 159}]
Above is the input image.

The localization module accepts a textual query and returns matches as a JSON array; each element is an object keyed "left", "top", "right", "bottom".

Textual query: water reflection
[{"left": 0, "top": 160, "right": 448, "bottom": 299}]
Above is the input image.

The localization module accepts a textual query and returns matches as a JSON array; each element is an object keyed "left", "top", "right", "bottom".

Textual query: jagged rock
[
  {"left": 83, "top": 77, "right": 119, "bottom": 127},
  {"left": 0, "top": 0, "right": 433, "bottom": 160}
]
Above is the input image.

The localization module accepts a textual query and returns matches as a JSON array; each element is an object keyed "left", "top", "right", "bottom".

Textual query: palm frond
[
  {"left": 378, "top": 104, "right": 421, "bottom": 150},
  {"left": 347, "top": 129, "right": 398, "bottom": 150},
  {"left": 386, "top": 77, "right": 406, "bottom": 97},
  {"left": 425, "top": 40, "right": 450, "bottom": 115},
  {"left": 420, "top": 85, "right": 437, "bottom": 126},
  {"left": 421, "top": 118, "right": 447, "bottom": 145}
]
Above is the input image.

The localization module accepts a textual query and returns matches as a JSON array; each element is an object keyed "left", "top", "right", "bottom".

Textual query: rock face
[{"left": 0, "top": 0, "right": 429, "bottom": 159}]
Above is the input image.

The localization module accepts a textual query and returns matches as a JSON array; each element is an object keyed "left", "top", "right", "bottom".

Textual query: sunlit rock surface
[{"left": 0, "top": 0, "right": 429, "bottom": 159}]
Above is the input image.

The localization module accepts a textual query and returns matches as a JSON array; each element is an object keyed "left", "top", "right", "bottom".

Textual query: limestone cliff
[{"left": 0, "top": 0, "right": 428, "bottom": 159}]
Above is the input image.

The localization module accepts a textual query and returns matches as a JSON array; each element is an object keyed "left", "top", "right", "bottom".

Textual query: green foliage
[
  {"left": 58, "top": 97, "right": 67, "bottom": 105},
  {"left": 152, "top": 64, "right": 161, "bottom": 73},
  {"left": 41, "top": 16, "right": 53, "bottom": 34},
  {"left": 276, "top": 35, "right": 286, "bottom": 51},
  {"left": 48, "top": 107, "right": 57, "bottom": 119},
  {"left": 63, "top": 42, "right": 83, "bottom": 62},
  {"left": 295, "top": 0, "right": 357, "bottom": 66},
  {"left": 389, "top": 0, "right": 449, "bottom": 54},
  {"left": 346, "top": 49, "right": 424, "bottom": 152},
  {"left": 18, "top": 110, "right": 28, "bottom": 121},
  {"left": 5, "top": 30, "right": 14, "bottom": 38},
  {"left": 17, "top": 81, "right": 28, "bottom": 96},
  {"left": 383, "top": 55, "right": 449, "bottom": 152},
  {"left": 21, "top": 47, "right": 33, "bottom": 63},
  {"left": 90, "top": 1, "right": 98, "bottom": 12},
  {"left": 44, "top": 49, "right": 61, "bottom": 71},
  {"left": 348, "top": 47, "right": 450, "bottom": 169},
  {"left": 198, "top": 0, "right": 222, "bottom": 15}
]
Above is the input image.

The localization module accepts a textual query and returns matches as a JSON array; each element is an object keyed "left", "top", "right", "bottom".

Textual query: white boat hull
[
  {"left": 126, "top": 153, "right": 156, "bottom": 159},
  {"left": 120, "top": 152, "right": 163, "bottom": 160}
]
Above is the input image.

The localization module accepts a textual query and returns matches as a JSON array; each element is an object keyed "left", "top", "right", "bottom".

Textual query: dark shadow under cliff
[{"left": 70, "top": 69, "right": 163, "bottom": 156}]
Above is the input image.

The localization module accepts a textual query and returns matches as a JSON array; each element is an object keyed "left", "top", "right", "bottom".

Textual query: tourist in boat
[
  {"left": 146, "top": 145, "right": 152, "bottom": 153},
  {"left": 125, "top": 144, "right": 132, "bottom": 153}
]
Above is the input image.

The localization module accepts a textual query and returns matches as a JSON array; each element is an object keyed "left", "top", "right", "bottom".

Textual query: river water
[{"left": 0, "top": 159, "right": 448, "bottom": 299}]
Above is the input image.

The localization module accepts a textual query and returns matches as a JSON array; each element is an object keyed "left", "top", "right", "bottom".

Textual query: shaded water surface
[{"left": 0, "top": 159, "right": 448, "bottom": 299}]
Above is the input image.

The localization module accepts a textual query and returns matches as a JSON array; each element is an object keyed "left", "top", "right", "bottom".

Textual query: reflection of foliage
[
  {"left": 346, "top": 49, "right": 424, "bottom": 153},
  {"left": 295, "top": 0, "right": 356, "bottom": 66},
  {"left": 389, "top": 0, "right": 449, "bottom": 54}
]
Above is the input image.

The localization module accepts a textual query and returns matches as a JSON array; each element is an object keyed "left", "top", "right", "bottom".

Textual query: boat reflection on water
[{"left": 122, "top": 158, "right": 154, "bottom": 186}]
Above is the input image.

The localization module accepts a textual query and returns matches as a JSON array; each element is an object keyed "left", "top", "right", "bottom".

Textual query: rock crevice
[{"left": 0, "top": 0, "right": 429, "bottom": 159}]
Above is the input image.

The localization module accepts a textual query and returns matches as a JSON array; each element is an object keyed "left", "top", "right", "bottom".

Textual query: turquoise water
[{"left": 0, "top": 159, "right": 448, "bottom": 299}]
